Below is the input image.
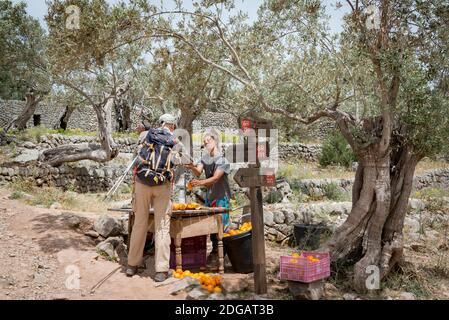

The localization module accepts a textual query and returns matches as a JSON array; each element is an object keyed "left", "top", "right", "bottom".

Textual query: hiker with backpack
[{"left": 126, "top": 114, "right": 179, "bottom": 282}]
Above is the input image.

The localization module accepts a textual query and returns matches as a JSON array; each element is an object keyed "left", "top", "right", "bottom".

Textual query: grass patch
[
  {"left": 415, "top": 158, "right": 449, "bottom": 174},
  {"left": 192, "top": 131, "right": 241, "bottom": 144},
  {"left": 9, "top": 191, "right": 24, "bottom": 200},
  {"left": 276, "top": 161, "right": 354, "bottom": 181},
  {"left": 412, "top": 187, "right": 449, "bottom": 212},
  {"left": 112, "top": 131, "right": 139, "bottom": 139},
  {"left": 381, "top": 265, "right": 431, "bottom": 299},
  {"left": 7, "top": 179, "right": 130, "bottom": 213},
  {"left": 11, "top": 127, "right": 97, "bottom": 142},
  {"left": 10, "top": 127, "right": 139, "bottom": 145},
  {"left": 413, "top": 187, "right": 449, "bottom": 199}
]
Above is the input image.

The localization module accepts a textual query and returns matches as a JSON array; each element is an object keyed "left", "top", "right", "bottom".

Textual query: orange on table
[
  {"left": 186, "top": 203, "right": 201, "bottom": 210},
  {"left": 187, "top": 181, "right": 193, "bottom": 191}
]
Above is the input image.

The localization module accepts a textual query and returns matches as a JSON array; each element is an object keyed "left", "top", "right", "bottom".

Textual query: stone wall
[
  {"left": 192, "top": 111, "right": 238, "bottom": 131},
  {"left": 278, "top": 144, "right": 322, "bottom": 162},
  {"left": 413, "top": 168, "right": 449, "bottom": 190},
  {"left": 15, "top": 134, "right": 321, "bottom": 163},
  {"left": 0, "top": 99, "right": 140, "bottom": 132},
  {"left": 0, "top": 162, "right": 130, "bottom": 193}
]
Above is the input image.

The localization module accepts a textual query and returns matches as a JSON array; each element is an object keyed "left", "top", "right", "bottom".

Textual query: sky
[{"left": 11, "top": 0, "right": 348, "bottom": 34}]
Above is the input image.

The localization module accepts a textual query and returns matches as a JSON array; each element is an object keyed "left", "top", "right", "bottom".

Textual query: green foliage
[
  {"left": 277, "top": 164, "right": 295, "bottom": 179},
  {"left": 113, "top": 131, "right": 139, "bottom": 139},
  {"left": 323, "top": 183, "right": 348, "bottom": 202},
  {"left": 9, "top": 191, "right": 24, "bottom": 200},
  {"left": 0, "top": 0, "right": 48, "bottom": 99},
  {"left": 399, "top": 61, "right": 449, "bottom": 157},
  {"left": 13, "top": 127, "right": 98, "bottom": 142},
  {"left": 231, "top": 192, "right": 247, "bottom": 208},
  {"left": 319, "top": 131, "right": 357, "bottom": 168}
]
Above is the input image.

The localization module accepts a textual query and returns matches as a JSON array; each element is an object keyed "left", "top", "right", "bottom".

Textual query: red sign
[
  {"left": 264, "top": 173, "right": 276, "bottom": 186},
  {"left": 241, "top": 119, "right": 252, "bottom": 132}
]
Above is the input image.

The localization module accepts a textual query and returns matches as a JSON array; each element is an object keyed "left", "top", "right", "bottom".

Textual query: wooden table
[{"left": 108, "top": 207, "right": 229, "bottom": 273}]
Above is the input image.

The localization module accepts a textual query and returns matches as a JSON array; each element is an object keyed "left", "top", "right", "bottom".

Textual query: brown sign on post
[{"left": 234, "top": 168, "right": 276, "bottom": 188}]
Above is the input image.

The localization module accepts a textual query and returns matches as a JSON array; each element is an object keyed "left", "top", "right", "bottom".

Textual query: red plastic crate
[
  {"left": 279, "top": 252, "right": 330, "bottom": 283},
  {"left": 169, "top": 236, "right": 207, "bottom": 270}
]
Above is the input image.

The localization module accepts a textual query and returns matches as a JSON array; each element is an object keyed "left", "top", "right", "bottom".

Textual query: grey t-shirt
[{"left": 196, "top": 153, "right": 232, "bottom": 202}]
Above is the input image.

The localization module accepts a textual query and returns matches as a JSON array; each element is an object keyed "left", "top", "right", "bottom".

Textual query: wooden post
[
  {"left": 249, "top": 185, "right": 267, "bottom": 294},
  {"left": 251, "top": 127, "right": 267, "bottom": 294},
  {"left": 234, "top": 113, "right": 274, "bottom": 295}
]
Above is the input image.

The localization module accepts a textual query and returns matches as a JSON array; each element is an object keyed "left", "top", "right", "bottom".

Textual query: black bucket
[
  {"left": 293, "top": 223, "right": 325, "bottom": 250},
  {"left": 223, "top": 230, "right": 253, "bottom": 273}
]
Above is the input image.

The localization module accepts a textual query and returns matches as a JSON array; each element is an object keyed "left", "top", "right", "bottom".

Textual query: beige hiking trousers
[{"left": 128, "top": 179, "right": 172, "bottom": 272}]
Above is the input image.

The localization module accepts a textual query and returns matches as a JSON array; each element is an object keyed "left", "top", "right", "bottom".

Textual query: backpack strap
[
  {"left": 154, "top": 145, "right": 164, "bottom": 171},
  {"left": 165, "top": 148, "right": 174, "bottom": 171}
]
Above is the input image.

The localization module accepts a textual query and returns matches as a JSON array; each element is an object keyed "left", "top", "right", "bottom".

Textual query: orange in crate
[{"left": 279, "top": 252, "right": 330, "bottom": 283}]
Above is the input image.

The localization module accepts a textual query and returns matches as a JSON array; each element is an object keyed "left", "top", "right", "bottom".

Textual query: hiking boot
[
  {"left": 154, "top": 272, "right": 168, "bottom": 282},
  {"left": 125, "top": 265, "right": 138, "bottom": 277}
]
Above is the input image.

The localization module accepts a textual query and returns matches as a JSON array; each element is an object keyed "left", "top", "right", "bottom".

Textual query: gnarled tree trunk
[
  {"left": 41, "top": 86, "right": 127, "bottom": 166},
  {"left": 114, "top": 98, "right": 131, "bottom": 132},
  {"left": 54, "top": 105, "right": 76, "bottom": 130},
  {"left": 326, "top": 137, "right": 422, "bottom": 292},
  {"left": 6, "top": 91, "right": 43, "bottom": 131}
]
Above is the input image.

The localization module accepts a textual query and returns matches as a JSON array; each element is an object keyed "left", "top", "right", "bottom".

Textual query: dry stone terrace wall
[
  {"left": 38, "top": 134, "right": 138, "bottom": 153},
  {"left": 278, "top": 143, "right": 322, "bottom": 161},
  {"left": 0, "top": 99, "right": 141, "bottom": 131},
  {"left": 0, "top": 133, "right": 324, "bottom": 192},
  {"left": 0, "top": 162, "right": 131, "bottom": 193}
]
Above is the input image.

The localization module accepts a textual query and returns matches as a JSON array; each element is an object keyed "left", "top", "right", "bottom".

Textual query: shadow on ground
[{"left": 30, "top": 212, "right": 96, "bottom": 253}]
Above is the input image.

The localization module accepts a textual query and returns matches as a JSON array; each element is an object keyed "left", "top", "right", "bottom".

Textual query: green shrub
[
  {"left": 277, "top": 164, "right": 295, "bottom": 179},
  {"left": 324, "top": 183, "right": 348, "bottom": 201},
  {"left": 9, "top": 191, "right": 24, "bottom": 200},
  {"left": 319, "top": 130, "right": 357, "bottom": 168}
]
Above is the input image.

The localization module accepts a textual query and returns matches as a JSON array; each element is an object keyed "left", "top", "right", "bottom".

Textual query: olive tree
[{"left": 139, "top": 0, "right": 449, "bottom": 291}]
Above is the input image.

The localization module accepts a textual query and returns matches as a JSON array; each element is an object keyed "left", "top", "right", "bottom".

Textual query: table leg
[
  {"left": 217, "top": 214, "right": 224, "bottom": 274},
  {"left": 175, "top": 233, "right": 182, "bottom": 271}
]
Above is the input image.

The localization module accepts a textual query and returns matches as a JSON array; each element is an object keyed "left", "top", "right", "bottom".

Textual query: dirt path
[{"left": 0, "top": 187, "right": 186, "bottom": 300}]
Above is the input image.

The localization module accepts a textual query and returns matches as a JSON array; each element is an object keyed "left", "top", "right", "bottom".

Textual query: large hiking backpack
[{"left": 135, "top": 128, "right": 176, "bottom": 186}]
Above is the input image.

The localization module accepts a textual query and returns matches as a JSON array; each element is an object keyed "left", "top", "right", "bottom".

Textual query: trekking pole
[{"left": 104, "top": 156, "right": 138, "bottom": 201}]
